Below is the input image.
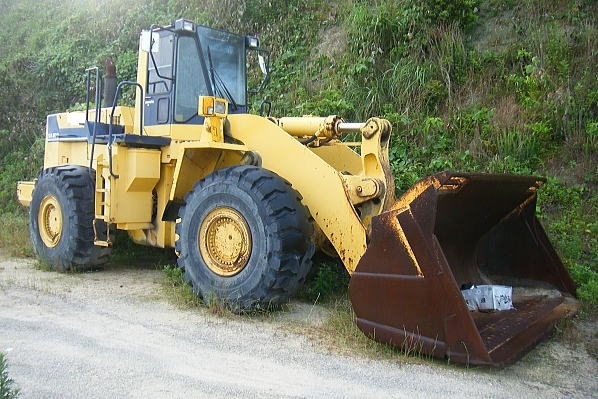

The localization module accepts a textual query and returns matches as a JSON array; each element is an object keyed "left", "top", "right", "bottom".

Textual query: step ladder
[{"left": 93, "top": 158, "right": 112, "bottom": 247}]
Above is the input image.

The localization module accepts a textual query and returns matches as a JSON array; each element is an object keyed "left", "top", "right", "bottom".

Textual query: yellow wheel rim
[
  {"left": 38, "top": 195, "right": 63, "bottom": 248},
  {"left": 199, "top": 207, "right": 252, "bottom": 276}
]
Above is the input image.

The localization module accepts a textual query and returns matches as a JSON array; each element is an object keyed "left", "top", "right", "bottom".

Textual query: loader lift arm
[{"left": 226, "top": 113, "right": 394, "bottom": 273}]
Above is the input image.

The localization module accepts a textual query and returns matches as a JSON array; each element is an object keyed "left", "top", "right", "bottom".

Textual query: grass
[
  {"left": 300, "top": 295, "right": 445, "bottom": 365},
  {"left": 162, "top": 264, "right": 203, "bottom": 310},
  {"left": 312, "top": 297, "right": 398, "bottom": 358},
  {"left": 33, "top": 260, "right": 54, "bottom": 272},
  {"left": 0, "top": 214, "right": 32, "bottom": 258},
  {"left": 0, "top": 353, "right": 19, "bottom": 399}
]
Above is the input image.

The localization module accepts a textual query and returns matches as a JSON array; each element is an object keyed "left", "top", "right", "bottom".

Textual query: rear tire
[
  {"left": 29, "top": 165, "right": 111, "bottom": 271},
  {"left": 175, "top": 165, "right": 314, "bottom": 312}
]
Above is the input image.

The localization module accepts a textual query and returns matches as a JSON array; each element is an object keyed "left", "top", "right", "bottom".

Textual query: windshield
[
  {"left": 174, "top": 35, "right": 208, "bottom": 122},
  {"left": 196, "top": 25, "right": 247, "bottom": 109}
]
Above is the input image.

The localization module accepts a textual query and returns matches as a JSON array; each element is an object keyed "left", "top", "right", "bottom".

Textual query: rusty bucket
[{"left": 349, "top": 171, "right": 578, "bottom": 367}]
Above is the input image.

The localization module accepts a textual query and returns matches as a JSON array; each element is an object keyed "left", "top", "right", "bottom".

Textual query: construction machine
[{"left": 17, "top": 19, "right": 578, "bottom": 367}]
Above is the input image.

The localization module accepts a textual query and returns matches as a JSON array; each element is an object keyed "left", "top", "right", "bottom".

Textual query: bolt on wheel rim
[{"left": 199, "top": 207, "right": 252, "bottom": 276}]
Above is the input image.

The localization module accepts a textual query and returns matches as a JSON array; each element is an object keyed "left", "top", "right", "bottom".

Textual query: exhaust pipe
[{"left": 103, "top": 57, "right": 117, "bottom": 107}]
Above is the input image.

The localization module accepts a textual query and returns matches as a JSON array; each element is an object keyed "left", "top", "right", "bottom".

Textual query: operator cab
[{"left": 142, "top": 18, "right": 268, "bottom": 127}]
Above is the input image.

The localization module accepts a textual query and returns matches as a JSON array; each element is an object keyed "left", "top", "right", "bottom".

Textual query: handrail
[
  {"left": 107, "top": 81, "right": 145, "bottom": 178},
  {"left": 85, "top": 67, "right": 102, "bottom": 171}
]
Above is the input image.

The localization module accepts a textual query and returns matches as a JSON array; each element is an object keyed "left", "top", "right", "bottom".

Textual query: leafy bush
[
  {"left": 538, "top": 178, "right": 598, "bottom": 307},
  {"left": 423, "top": 0, "right": 481, "bottom": 28},
  {"left": 301, "top": 261, "right": 350, "bottom": 303}
]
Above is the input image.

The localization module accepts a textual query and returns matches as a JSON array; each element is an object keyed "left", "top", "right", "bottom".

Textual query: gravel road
[{"left": 1, "top": 255, "right": 596, "bottom": 399}]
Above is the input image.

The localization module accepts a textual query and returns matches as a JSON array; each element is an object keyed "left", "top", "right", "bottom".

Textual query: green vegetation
[
  {"left": 311, "top": 297, "right": 401, "bottom": 358},
  {"left": 300, "top": 261, "right": 351, "bottom": 304},
  {"left": 0, "top": 353, "right": 19, "bottom": 399},
  {"left": 162, "top": 265, "right": 204, "bottom": 309},
  {"left": 0, "top": 0, "right": 595, "bottom": 309},
  {"left": 0, "top": 215, "right": 32, "bottom": 258}
]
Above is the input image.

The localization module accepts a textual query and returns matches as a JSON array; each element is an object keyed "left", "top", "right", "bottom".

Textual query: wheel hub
[
  {"left": 199, "top": 207, "right": 252, "bottom": 276},
  {"left": 38, "top": 195, "right": 63, "bottom": 248}
]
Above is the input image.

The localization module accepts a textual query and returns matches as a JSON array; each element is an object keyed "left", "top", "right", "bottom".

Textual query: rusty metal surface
[
  {"left": 471, "top": 295, "right": 578, "bottom": 364},
  {"left": 349, "top": 171, "right": 579, "bottom": 367}
]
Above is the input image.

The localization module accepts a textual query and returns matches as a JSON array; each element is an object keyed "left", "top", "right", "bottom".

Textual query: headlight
[
  {"left": 199, "top": 96, "right": 229, "bottom": 117},
  {"left": 246, "top": 35, "right": 260, "bottom": 49},
  {"left": 214, "top": 100, "right": 227, "bottom": 115},
  {"left": 174, "top": 19, "right": 196, "bottom": 33}
]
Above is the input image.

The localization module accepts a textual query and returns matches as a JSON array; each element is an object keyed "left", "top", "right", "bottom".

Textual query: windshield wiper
[{"left": 207, "top": 46, "right": 238, "bottom": 111}]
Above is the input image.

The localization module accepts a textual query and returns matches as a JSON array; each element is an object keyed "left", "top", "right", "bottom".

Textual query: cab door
[{"left": 144, "top": 30, "right": 174, "bottom": 128}]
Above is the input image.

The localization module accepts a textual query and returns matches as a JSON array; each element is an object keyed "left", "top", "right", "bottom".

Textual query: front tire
[
  {"left": 29, "top": 165, "right": 111, "bottom": 271},
  {"left": 175, "top": 165, "right": 314, "bottom": 311}
]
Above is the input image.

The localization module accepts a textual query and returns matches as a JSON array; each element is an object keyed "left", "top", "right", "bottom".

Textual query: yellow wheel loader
[{"left": 17, "top": 19, "right": 578, "bottom": 367}]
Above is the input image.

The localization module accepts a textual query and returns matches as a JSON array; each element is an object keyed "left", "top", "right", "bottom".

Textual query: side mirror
[
  {"left": 245, "top": 34, "right": 269, "bottom": 93},
  {"left": 258, "top": 52, "right": 267, "bottom": 75},
  {"left": 248, "top": 48, "right": 270, "bottom": 94}
]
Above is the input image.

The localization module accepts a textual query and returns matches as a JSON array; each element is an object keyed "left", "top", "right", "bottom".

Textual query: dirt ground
[{"left": 0, "top": 254, "right": 597, "bottom": 398}]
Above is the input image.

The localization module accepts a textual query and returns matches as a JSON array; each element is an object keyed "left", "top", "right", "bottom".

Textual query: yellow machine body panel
[
  {"left": 16, "top": 181, "right": 34, "bottom": 207},
  {"left": 95, "top": 147, "right": 161, "bottom": 228}
]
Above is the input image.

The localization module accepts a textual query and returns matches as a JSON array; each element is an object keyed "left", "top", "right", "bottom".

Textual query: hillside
[{"left": 0, "top": 0, "right": 596, "bottom": 306}]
